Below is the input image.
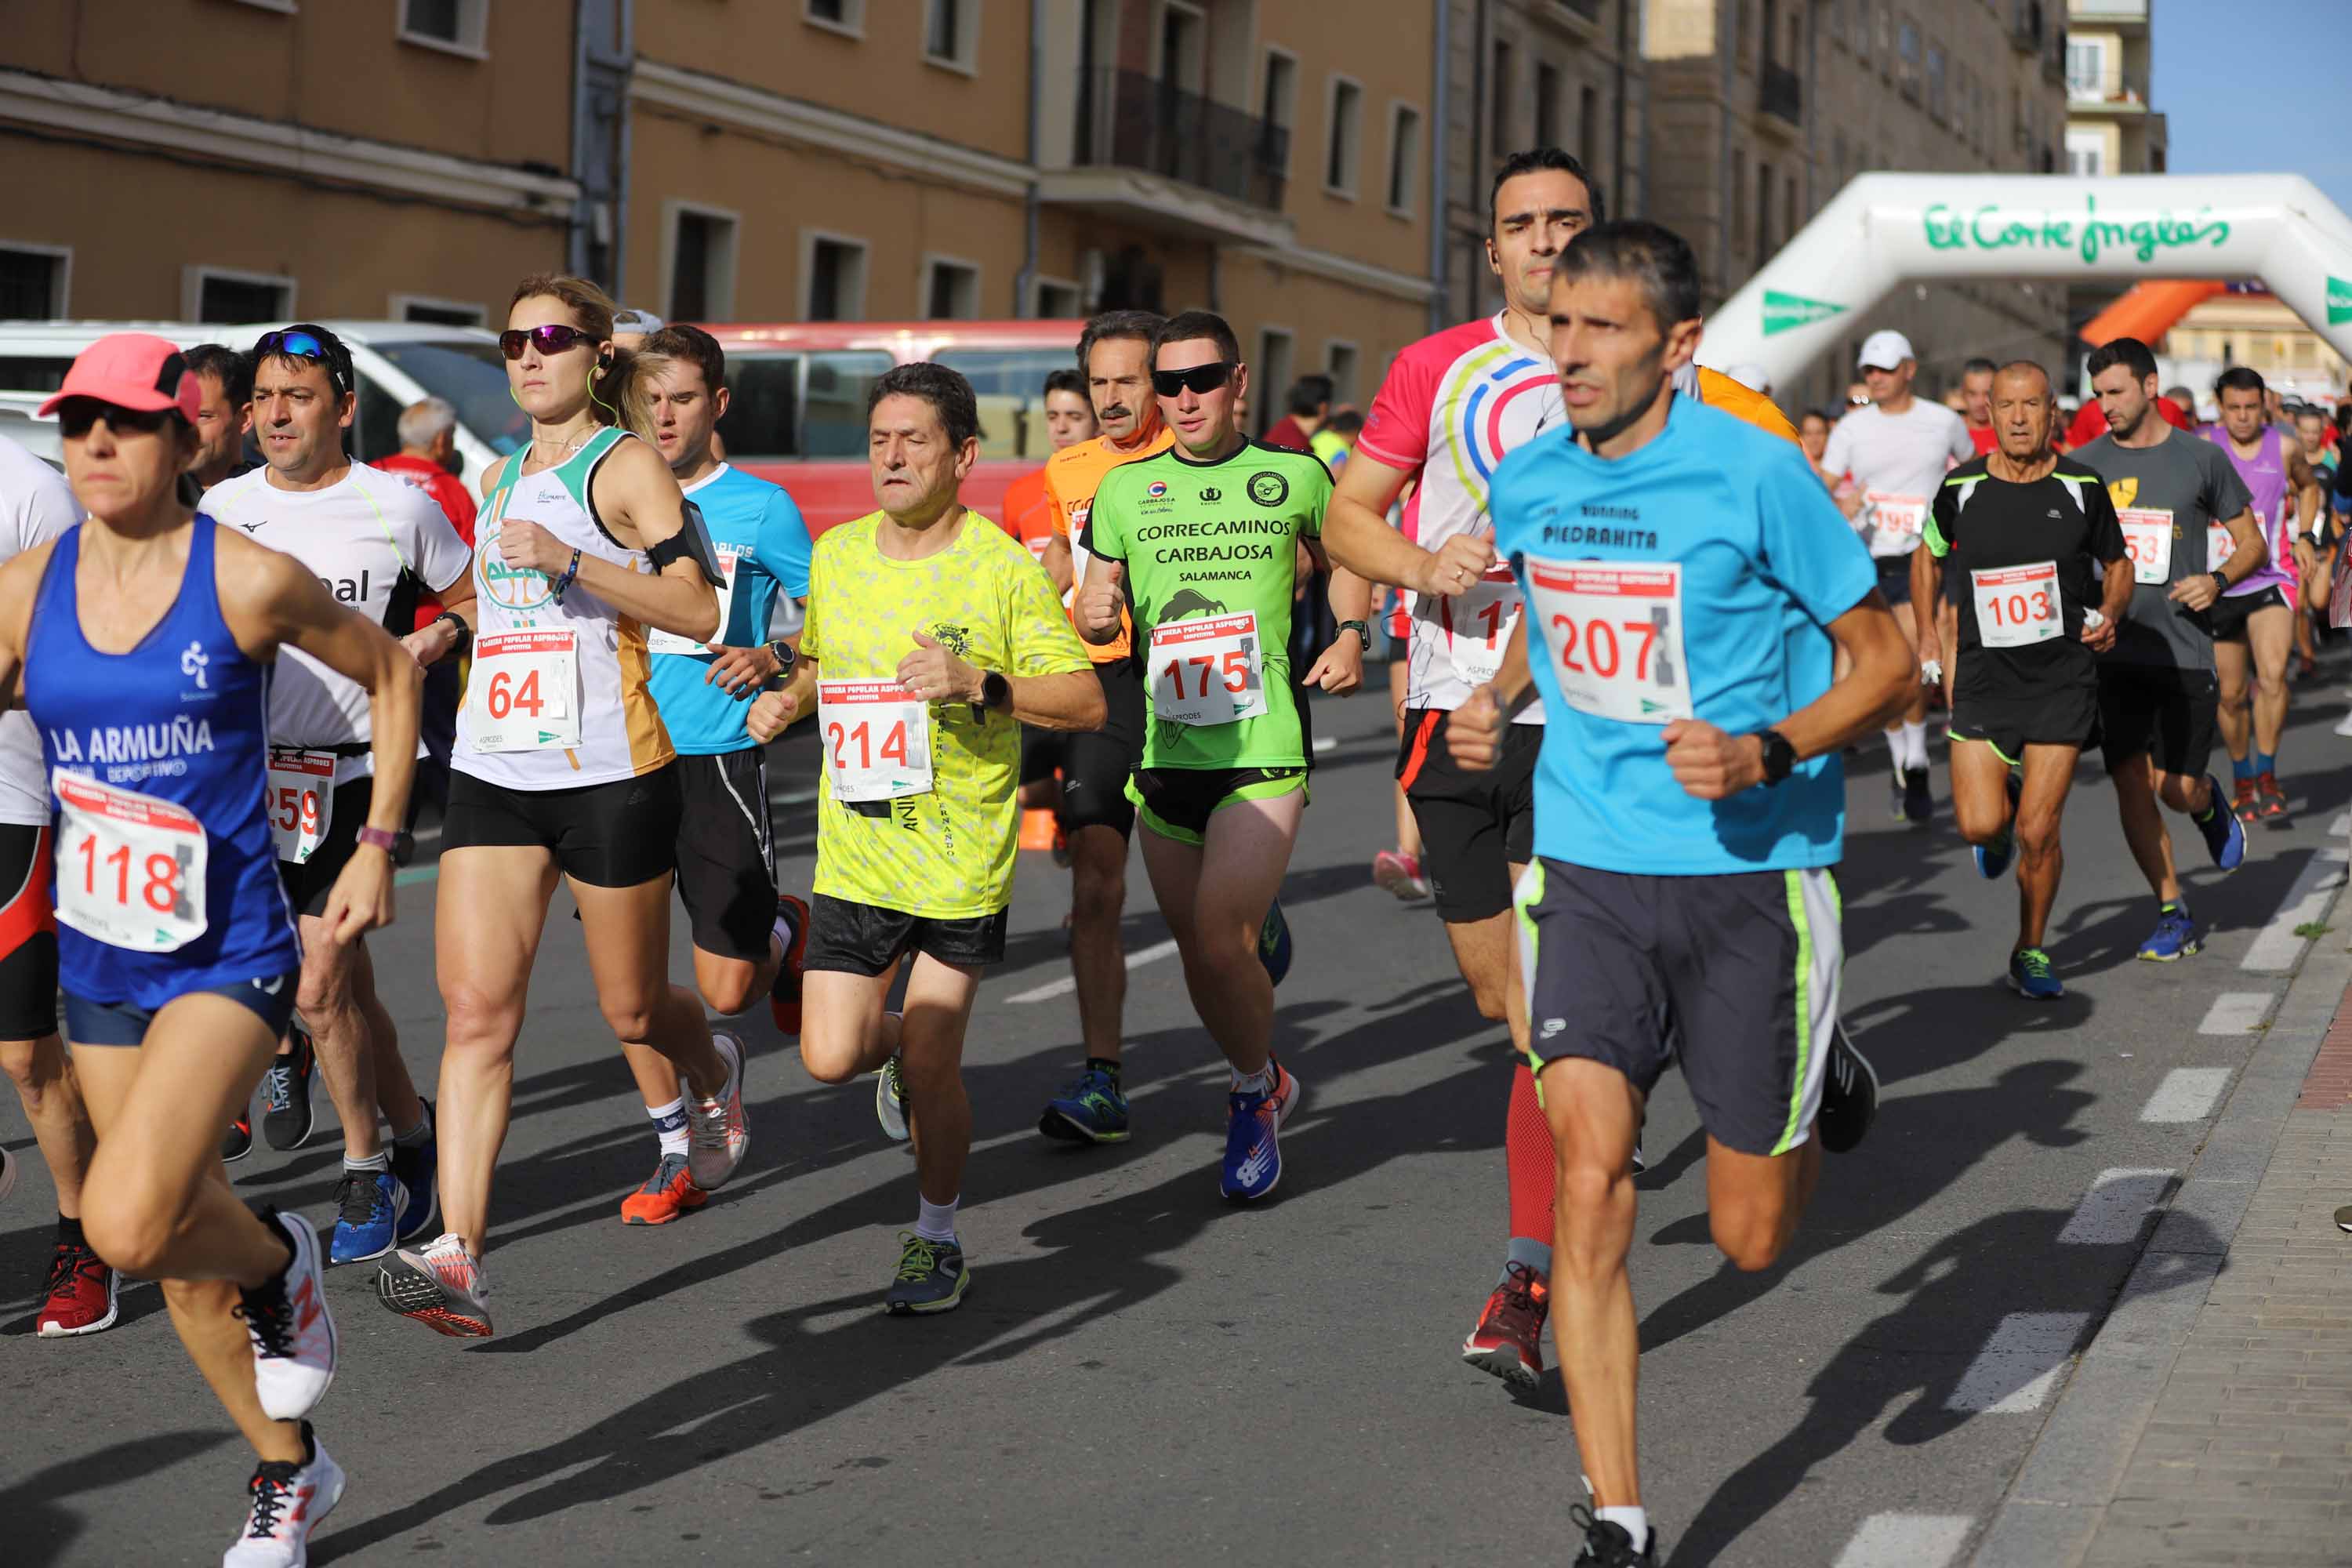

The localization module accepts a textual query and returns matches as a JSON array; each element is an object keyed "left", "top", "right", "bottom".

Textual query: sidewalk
[{"left": 1973, "top": 869, "right": 2352, "bottom": 1567}]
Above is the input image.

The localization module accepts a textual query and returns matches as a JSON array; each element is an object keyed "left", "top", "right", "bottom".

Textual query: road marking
[
  {"left": 774, "top": 784, "right": 820, "bottom": 807},
  {"left": 1946, "top": 1311, "right": 2092, "bottom": 1412},
  {"left": 394, "top": 865, "right": 437, "bottom": 887},
  {"left": 2330, "top": 811, "right": 2349, "bottom": 837},
  {"left": 1004, "top": 938, "right": 1180, "bottom": 1004},
  {"left": 2241, "top": 845, "right": 2349, "bottom": 972},
  {"left": 2140, "top": 1067, "right": 2232, "bottom": 1123},
  {"left": 1833, "top": 1513, "right": 1973, "bottom": 1568},
  {"left": 2056, "top": 1167, "right": 2172, "bottom": 1244},
  {"left": 2196, "top": 991, "right": 2273, "bottom": 1034}
]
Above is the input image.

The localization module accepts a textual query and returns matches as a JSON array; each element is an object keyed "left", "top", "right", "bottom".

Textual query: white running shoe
[
  {"left": 875, "top": 1052, "right": 910, "bottom": 1142},
  {"left": 376, "top": 1232, "right": 492, "bottom": 1338},
  {"left": 685, "top": 1028, "right": 749, "bottom": 1190},
  {"left": 221, "top": 1424, "right": 345, "bottom": 1567},
  {"left": 2335, "top": 707, "right": 2352, "bottom": 738},
  {"left": 239, "top": 1210, "right": 336, "bottom": 1422}
]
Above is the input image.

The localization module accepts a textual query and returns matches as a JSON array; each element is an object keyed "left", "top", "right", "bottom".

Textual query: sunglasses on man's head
[
  {"left": 499, "top": 325, "right": 597, "bottom": 360},
  {"left": 54, "top": 400, "right": 177, "bottom": 441},
  {"left": 1151, "top": 361, "right": 1236, "bottom": 397},
  {"left": 254, "top": 328, "right": 350, "bottom": 393}
]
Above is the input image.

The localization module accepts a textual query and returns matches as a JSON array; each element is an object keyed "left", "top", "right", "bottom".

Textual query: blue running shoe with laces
[
  {"left": 2006, "top": 947, "right": 2063, "bottom": 1000},
  {"left": 1975, "top": 772, "right": 2022, "bottom": 880},
  {"left": 2194, "top": 777, "right": 2246, "bottom": 871},
  {"left": 1258, "top": 898, "right": 1292, "bottom": 986},
  {"left": 328, "top": 1167, "right": 408, "bottom": 1265},
  {"left": 1039, "top": 1065, "right": 1130, "bottom": 1143},
  {"left": 388, "top": 1102, "right": 438, "bottom": 1245},
  {"left": 2136, "top": 902, "right": 2201, "bottom": 962},
  {"left": 1220, "top": 1061, "right": 1299, "bottom": 1201}
]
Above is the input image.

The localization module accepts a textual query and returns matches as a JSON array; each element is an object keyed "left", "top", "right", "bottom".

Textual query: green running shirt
[{"left": 1083, "top": 440, "right": 1332, "bottom": 771}]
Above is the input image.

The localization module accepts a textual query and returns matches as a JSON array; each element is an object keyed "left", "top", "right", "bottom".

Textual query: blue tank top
[{"left": 25, "top": 519, "right": 299, "bottom": 1008}]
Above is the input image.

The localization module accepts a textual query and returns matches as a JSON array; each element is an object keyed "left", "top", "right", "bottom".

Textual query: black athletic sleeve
[{"left": 2082, "top": 475, "right": 2128, "bottom": 565}]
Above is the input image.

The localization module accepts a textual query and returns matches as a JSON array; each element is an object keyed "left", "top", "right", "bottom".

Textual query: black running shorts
[
  {"left": 1056, "top": 660, "right": 1145, "bottom": 837},
  {"left": 804, "top": 894, "right": 1007, "bottom": 975},
  {"left": 673, "top": 749, "right": 779, "bottom": 962},
  {"left": 1515, "top": 858, "right": 1842, "bottom": 1158},
  {"left": 2202, "top": 584, "right": 2290, "bottom": 641},
  {"left": 1948, "top": 672, "right": 2100, "bottom": 766},
  {"left": 0, "top": 822, "right": 56, "bottom": 1040},
  {"left": 444, "top": 766, "right": 682, "bottom": 887},
  {"left": 2095, "top": 664, "right": 2220, "bottom": 779},
  {"left": 1397, "top": 709, "right": 1538, "bottom": 924}
]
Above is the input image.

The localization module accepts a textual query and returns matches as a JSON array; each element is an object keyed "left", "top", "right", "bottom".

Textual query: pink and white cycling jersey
[{"left": 1357, "top": 314, "right": 1562, "bottom": 721}]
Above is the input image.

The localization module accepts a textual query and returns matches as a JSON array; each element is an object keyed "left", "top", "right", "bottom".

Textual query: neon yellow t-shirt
[{"left": 800, "top": 509, "right": 1091, "bottom": 919}]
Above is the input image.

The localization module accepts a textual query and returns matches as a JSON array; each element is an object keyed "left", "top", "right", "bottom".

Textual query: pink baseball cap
[{"left": 37, "top": 332, "right": 202, "bottom": 424}]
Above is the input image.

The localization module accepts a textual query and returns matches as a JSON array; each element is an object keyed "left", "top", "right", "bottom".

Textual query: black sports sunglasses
[{"left": 1151, "top": 361, "right": 1236, "bottom": 397}]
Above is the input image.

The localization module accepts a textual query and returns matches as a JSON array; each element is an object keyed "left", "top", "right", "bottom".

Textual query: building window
[
  {"left": 2064, "top": 129, "right": 2105, "bottom": 177},
  {"left": 1730, "top": 147, "right": 1748, "bottom": 271},
  {"left": 804, "top": 0, "right": 862, "bottom": 34},
  {"left": 391, "top": 295, "right": 485, "bottom": 327},
  {"left": 1385, "top": 104, "right": 1422, "bottom": 216},
  {"left": 804, "top": 233, "right": 869, "bottom": 322},
  {"left": 1260, "top": 48, "right": 1298, "bottom": 174},
  {"left": 923, "top": 0, "right": 977, "bottom": 72},
  {"left": 666, "top": 205, "right": 739, "bottom": 323},
  {"left": 1534, "top": 62, "right": 1561, "bottom": 147},
  {"left": 1578, "top": 85, "right": 1599, "bottom": 169},
  {"left": 1897, "top": 17, "right": 1920, "bottom": 98},
  {"left": 1326, "top": 340, "right": 1359, "bottom": 408},
  {"left": 1325, "top": 76, "right": 1363, "bottom": 196},
  {"left": 184, "top": 267, "right": 294, "bottom": 324},
  {"left": 1927, "top": 42, "right": 1946, "bottom": 121},
  {"left": 1755, "top": 158, "right": 1772, "bottom": 266},
  {"left": 398, "top": 0, "right": 488, "bottom": 56},
  {"left": 0, "top": 245, "right": 69, "bottom": 318},
  {"left": 2066, "top": 38, "right": 2109, "bottom": 97},
  {"left": 1033, "top": 278, "right": 1083, "bottom": 318},
  {"left": 923, "top": 256, "right": 981, "bottom": 320},
  {"left": 1489, "top": 40, "right": 1513, "bottom": 152},
  {"left": 1255, "top": 327, "right": 1294, "bottom": 438}
]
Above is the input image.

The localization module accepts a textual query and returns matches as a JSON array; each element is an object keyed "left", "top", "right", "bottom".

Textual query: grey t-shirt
[{"left": 2072, "top": 428, "right": 2254, "bottom": 672}]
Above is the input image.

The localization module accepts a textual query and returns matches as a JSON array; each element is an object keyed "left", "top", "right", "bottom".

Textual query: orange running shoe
[
  {"left": 2231, "top": 775, "right": 2259, "bottom": 825},
  {"left": 1461, "top": 1260, "right": 1549, "bottom": 1388},
  {"left": 769, "top": 893, "right": 811, "bottom": 1035},
  {"left": 620, "top": 1152, "right": 707, "bottom": 1225}
]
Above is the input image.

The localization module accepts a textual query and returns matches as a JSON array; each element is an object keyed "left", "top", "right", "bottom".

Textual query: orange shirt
[
  {"left": 1002, "top": 466, "right": 1058, "bottom": 560},
  {"left": 1693, "top": 367, "right": 1801, "bottom": 445},
  {"left": 1045, "top": 426, "right": 1177, "bottom": 662}
]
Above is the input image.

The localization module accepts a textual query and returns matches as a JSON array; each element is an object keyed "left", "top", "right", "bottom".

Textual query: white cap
[
  {"left": 611, "top": 307, "right": 666, "bottom": 333},
  {"left": 1857, "top": 330, "right": 1915, "bottom": 371},
  {"left": 1726, "top": 362, "right": 1772, "bottom": 394}
]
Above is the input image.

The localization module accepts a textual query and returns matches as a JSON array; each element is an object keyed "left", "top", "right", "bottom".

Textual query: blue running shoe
[
  {"left": 388, "top": 1105, "right": 438, "bottom": 1245},
  {"left": 328, "top": 1167, "right": 408, "bottom": 1265},
  {"left": 2194, "top": 777, "right": 2246, "bottom": 871},
  {"left": 1974, "top": 773, "right": 2022, "bottom": 879},
  {"left": 2136, "top": 902, "right": 2201, "bottom": 962},
  {"left": 1220, "top": 1061, "right": 1299, "bottom": 1201},
  {"left": 2006, "top": 947, "right": 2063, "bottom": 1000},
  {"left": 1039, "top": 1066, "right": 1130, "bottom": 1143},
  {"left": 1258, "top": 898, "right": 1293, "bottom": 987}
]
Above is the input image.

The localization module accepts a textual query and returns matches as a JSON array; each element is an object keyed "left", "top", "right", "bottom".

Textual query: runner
[
  {"left": 1817, "top": 330, "right": 1975, "bottom": 824},
  {"left": 1959, "top": 358, "right": 1998, "bottom": 454},
  {"left": 373, "top": 275, "right": 745, "bottom": 1338},
  {"left": 1076, "top": 309, "right": 1360, "bottom": 1200},
  {"left": 183, "top": 343, "right": 252, "bottom": 492},
  {"left": 623, "top": 322, "right": 812, "bottom": 1226},
  {"left": 1371, "top": 568, "right": 1432, "bottom": 901},
  {"left": 374, "top": 397, "right": 481, "bottom": 822},
  {"left": 2292, "top": 403, "right": 2335, "bottom": 678},
  {"left": 0, "top": 431, "right": 112, "bottom": 1337},
  {"left": 12, "top": 331, "right": 423, "bottom": 1563},
  {"left": 198, "top": 325, "right": 463, "bottom": 1266},
  {"left": 1025, "top": 311, "right": 1173, "bottom": 1145},
  {"left": 1002, "top": 368, "right": 1095, "bottom": 820},
  {"left": 2203, "top": 368, "right": 2321, "bottom": 826},
  {"left": 2074, "top": 336, "right": 2259, "bottom": 961},
  {"left": 744, "top": 361, "right": 1102, "bottom": 1312},
  {"left": 1913, "top": 361, "right": 2132, "bottom": 1000},
  {"left": 1453, "top": 222, "right": 1914, "bottom": 1566}
]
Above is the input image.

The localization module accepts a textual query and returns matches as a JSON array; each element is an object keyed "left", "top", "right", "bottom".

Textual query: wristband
[
  {"left": 1338, "top": 619, "right": 1370, "bottom": 651},
  {"left": 551, "top": 546, "right": 582, "bottom": 604},
  {"left": 1501, "top": 680, "right": 1540, "bottom": 720},
  {"left": 355, "top": 825, "right": 416, "bottom": 866},
  {"left": 431, "top": 609, "right": 472, "bottom": 657}
]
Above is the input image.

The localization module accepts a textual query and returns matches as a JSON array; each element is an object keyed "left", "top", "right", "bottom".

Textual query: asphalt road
[{"left": 5, "top": 657, "right": 2347, "bottom": 1566}]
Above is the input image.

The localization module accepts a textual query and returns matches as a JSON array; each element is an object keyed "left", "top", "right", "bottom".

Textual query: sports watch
[
  {"left": 1338, "top": 619, "right": 1371, "bottom": 651},
  {"left": 1755, "top": 728, "right": 1798, "bottom": 787},
  {"left": 355, "top": 825, "right": 416, "bottom": 865}
]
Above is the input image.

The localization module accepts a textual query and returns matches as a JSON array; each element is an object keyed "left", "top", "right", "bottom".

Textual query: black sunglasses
[
  {"left": 254, "top": 327, "right": 350, "bottom": 394},
  {"left": 499, "top": 325, "right": 598, "bottom": 361},
  {"left": 54, "top": 400, "right": 177, "bottom": 441},
  {"left": 1151, "top": 361, "right": 1236, "bottom": 397}
]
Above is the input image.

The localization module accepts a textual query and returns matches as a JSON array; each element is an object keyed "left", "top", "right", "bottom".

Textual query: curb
[{"left": 1968, "top": 854, "right": 2352, "bottom": 1567}]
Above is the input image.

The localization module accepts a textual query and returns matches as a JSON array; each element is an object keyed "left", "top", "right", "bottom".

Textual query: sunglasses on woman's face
[
  {"left": 55, "top": 400, "right": 176, "bottom": 441},
  {"left": 499, "top": 324, "right": 597, "bottom": 360},
  {"left": 1151, "top": 361, "right": 1236, "bottom": 397}
]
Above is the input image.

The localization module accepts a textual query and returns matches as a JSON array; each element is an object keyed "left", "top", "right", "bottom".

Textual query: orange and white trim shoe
[
  {"left": 620, "top": 1152, "right": 708, "bottom": 1226},
  {"left": 685, "top": 1029, "right": 750, "bottom": 1191},
  {"left": 240, "top": 1210, "right": 338, "bottom": 1419},
  {"left": 376, "top": 1232, "right": 492, "bottom": 1339}
]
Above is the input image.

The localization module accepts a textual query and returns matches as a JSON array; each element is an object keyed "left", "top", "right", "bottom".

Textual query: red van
[{"left": 695, "top": 320, "right": 1082, "bottom": 535}]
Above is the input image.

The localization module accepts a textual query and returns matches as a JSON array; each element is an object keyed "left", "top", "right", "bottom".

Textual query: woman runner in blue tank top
[{"left": 0, "top": 333, "right": 424, "bottom": 1566}]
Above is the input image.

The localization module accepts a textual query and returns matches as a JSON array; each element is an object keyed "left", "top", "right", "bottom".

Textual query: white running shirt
[
  {"left": 0, "top": 437, "right": 82, "bottom": 824},
  {"left": 1820, "top": 398, "right": 1975, "bottom": 560}
]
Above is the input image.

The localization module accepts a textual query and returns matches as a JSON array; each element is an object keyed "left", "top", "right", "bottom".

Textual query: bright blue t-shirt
[
  {"left": 649, "top": 464, "right": 813, "bottom": 756},
  {"left": 1492, "top": 392, "right": 1877, "bottom": 877}
]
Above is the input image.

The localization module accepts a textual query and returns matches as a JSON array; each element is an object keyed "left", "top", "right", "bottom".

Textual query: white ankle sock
[
  {"left": 1596, "top": 1505, "right": 1649, "bottom": 1551},
  {"left": 648, "top": 1095, "right": 690, "bottom": 1158},
  {"left": 1900, "top": 720, "right": 1929, "bottom": 771},
  {"left": 915, "top": 1194, "right": 960, "bottom": 1244},
  {"left": 1232, "top": 1063, "right": 1275, "bottom": 1095},
  {"left": 343, "top": 1152, "right": 389, "bottom": 1174}
]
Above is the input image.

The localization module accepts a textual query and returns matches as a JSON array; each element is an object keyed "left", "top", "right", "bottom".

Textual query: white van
[{"left": 0, "top": 320, "right": 527, "bottom": 485}]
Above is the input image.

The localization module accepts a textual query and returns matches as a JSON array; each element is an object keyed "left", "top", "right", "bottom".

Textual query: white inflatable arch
[{"left": 1697, "top": 173, "right": 2352, "bottom": 388}]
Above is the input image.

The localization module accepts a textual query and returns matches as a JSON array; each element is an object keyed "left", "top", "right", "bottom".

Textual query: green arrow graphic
[
  {"left": 539, "top": 731, "right": 561, "bottom": 743},
  {"left": 2328, "top": 275, "right": 2352, "bottom": 327},
  {"left": 1762, "top": 289, "right": 1849, "bottom": 336}
]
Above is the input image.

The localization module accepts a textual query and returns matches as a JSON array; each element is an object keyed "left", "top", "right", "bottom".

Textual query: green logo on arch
[
  {"left": 2328, "top": 275, "right": 2352, "bottom": 326},
  {"left": 1762, "top": 289, "right": 1849, "bottom": 336}
]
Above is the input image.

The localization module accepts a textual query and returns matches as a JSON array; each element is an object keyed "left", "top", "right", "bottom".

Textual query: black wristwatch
[
  {"left": 431, "top": 609, "right": 471, "bottom": 658},
  {"left": 1338, "top": 619, "right": 1371, "bottom": 651},
  {"left": 978, "top": 670, "right": 1011, "bottom": 715},
  {"left": 2209, "top": 569, "right": 2230, "bottom": 595},
  {"left": 1755, "top": 728, "right": 1797, "bottom": 787},
  {"left": 764, "top": 637, "right": 797, "bottom": 682}
]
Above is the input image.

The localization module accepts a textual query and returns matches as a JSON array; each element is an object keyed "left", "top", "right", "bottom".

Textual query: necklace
[{"left": 531, "top": 428, "right": 595, "bottom": 463}]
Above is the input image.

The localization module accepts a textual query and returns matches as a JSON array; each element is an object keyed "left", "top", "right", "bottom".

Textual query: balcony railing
[
  {"left": 1760, "top": 61, "right": 1802, "bottom": 125},
  {"left": 2009, "top": 0, "right": 2042, "bottom": 51},
  {"left": 2043, "top": 30, "right": 2068, "bottom": 82},
  {"left": 2067, "top": 69, "right": 2151, "bottom": 107},
  {"left": 1073, "top": 69, "right": 1289, "bottom": 212},
  {"left": 1555, "top": 0, "right": 1602, "bottom": 22}
]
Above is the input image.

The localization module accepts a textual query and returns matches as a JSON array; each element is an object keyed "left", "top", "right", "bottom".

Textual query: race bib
[
  {"left": 263, "top": 748, "right": 336, "bottom": 866},
  {"left": 467, "top": 629, "right": 582, "bottom": 753},
  {"left": 818, "top": 680, "right": 933, "bottom": 802},
  {"left": 645, "top": 546, "right": 744, "bottom": 657},
  {"left": 1524, "top": 560, "right": 1693, "bottom": 724},
  {"left": 2118, "top": 509, "right": 2173, "bottom": 585},
  {"left": 53, "top": 771, "right": 206, "bottom": 953},
  {"left": 1866, "top": 492, "right": 1929, "bottom": 540},
  {"left": 1446, "top": 572, "right": 1523, "bottom": 688},
  {"left": 1150, "top": 612, "right": 1269, "bottom": 727},
  {"left": 2206, "top": 521, "right": 2233, "bottom": 575},
  {"left": 1971, "top": 561, "right": 2062, "bottom": 648}
]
